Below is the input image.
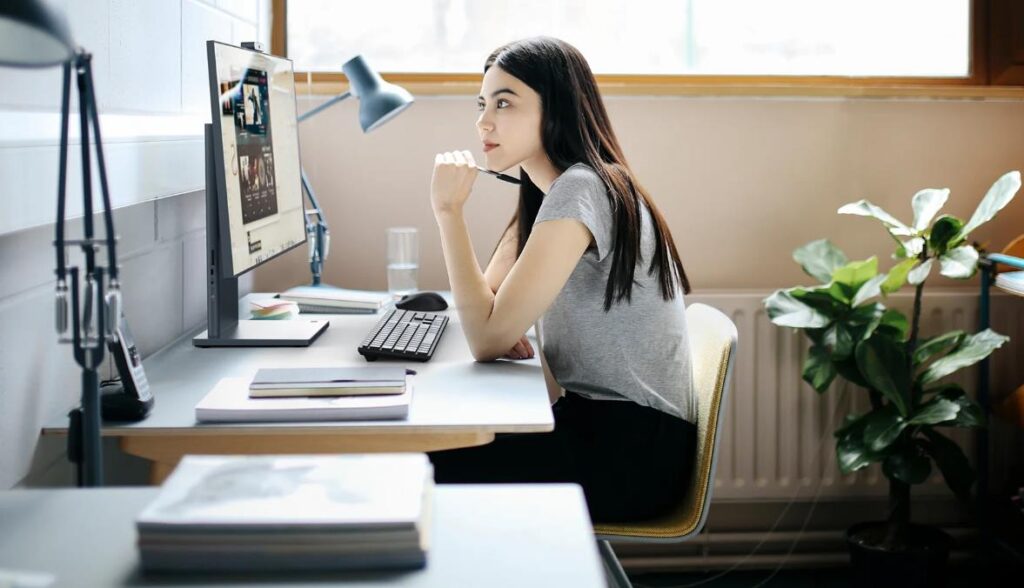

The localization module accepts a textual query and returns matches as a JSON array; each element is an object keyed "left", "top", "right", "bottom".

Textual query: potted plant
[{"left": 762, "top": 171, "right": 1020, "bottom": 586}]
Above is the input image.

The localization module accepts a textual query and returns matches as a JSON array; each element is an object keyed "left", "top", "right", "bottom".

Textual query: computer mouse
[{"left": 396, "top": 291, "right": 449, "bottom": 311}]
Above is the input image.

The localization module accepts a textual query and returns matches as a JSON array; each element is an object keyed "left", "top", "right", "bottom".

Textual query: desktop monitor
[{"left": 193, "top": 41, "right": 328, "bottom": 347}]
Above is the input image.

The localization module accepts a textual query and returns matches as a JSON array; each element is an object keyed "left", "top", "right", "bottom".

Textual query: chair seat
[{"left": 594, "top": 499, "right": 701, "bottom": 539}]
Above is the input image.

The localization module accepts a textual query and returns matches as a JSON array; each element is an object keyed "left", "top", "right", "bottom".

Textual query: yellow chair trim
[{"left": 593, "top": 344, "right": 731, "bottom": 539}]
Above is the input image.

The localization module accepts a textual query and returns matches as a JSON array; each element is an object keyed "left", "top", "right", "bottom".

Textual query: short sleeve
[{"left": 533, "top": 164, "right": 613, "bottom": 262}]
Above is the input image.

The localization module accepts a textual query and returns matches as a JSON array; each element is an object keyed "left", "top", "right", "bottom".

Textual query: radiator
[{"left": 687, "top": 290, "right": 1024, "bottom": 502}]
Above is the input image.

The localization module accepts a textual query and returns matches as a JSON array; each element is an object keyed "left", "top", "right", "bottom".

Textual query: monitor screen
[{"left": 207, "top": 41, "right": 306, "bottom": 277}]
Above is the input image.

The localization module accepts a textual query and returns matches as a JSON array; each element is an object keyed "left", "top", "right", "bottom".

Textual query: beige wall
[{"left": 255, "top": 94, "right": 1024, "bottom": 294}]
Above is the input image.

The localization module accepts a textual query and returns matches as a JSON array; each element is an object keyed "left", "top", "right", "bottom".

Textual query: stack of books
[
  {"left": 136, "top": 454, "right": 434, "bottom": 573},
  {"left": 277, "top": 286, "right": 393, "bottom": 314},
  {"left": 996, "top": 270, "right": 1024, "bottom": 295},
  {"left": 195, "top": 370, "right": 413, "bottom": 422}
]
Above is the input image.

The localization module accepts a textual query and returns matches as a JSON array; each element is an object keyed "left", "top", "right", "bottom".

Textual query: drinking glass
[{"left": 387, "top": 227, "right": 418, "bottom": 296}]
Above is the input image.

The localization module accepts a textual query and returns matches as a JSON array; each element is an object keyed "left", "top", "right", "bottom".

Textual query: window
[
  {"left": 284, "top": 0, "right": 970, "bottom": 78},
  {"left": 276, "top": 0, "right": 1024, "bottom": 96}
]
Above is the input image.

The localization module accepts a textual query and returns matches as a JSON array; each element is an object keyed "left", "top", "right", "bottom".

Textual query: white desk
[
  {"left": 42, "top": 298, "right": 553, "bottom": 483},
  {"left": 0, "top": 484, "right": 605, "bottom": 587}
]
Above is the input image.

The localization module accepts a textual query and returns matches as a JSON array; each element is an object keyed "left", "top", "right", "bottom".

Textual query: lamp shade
[
  {"left": 342, "top": 55, "right": 414, "bottom": 133},
  {"left": 0, "top": 0, "right": 74, "bottom": 68}
]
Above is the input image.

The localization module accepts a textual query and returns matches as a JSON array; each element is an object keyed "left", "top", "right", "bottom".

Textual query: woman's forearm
[{"left": 435, "top": 210, "right": 502, "bottom": 359}]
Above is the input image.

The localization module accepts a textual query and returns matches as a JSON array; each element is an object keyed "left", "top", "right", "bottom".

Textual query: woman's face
[{"left": 476, "top": 65, "right": 544, "bottom": 173}]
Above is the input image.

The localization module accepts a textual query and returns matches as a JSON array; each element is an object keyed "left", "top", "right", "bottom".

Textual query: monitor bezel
[{"left": 206, "top": 40, "right": 308, "bottom": 279}]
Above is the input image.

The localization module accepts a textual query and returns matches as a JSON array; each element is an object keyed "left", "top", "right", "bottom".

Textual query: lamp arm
[
  {"left": 295, "top": 89, "right": 351, "bottom": 286},
  {"left": 300, "top": 167, "right": 329, "bottom": 287},
  {"left": 81, "top": 52, "right": 118, "bottom": 283},
  {"left": 55, "top": 61, "right": 71, "bottom": 281},
  {"left": 300, "top": 167, "right": 326, "bottom": 225},
  {"left": 297, "top": 90, "right": 352, "bottom": 123}
]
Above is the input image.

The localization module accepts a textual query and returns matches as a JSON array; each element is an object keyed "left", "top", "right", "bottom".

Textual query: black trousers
[{"left": 428, "top": 391, "right": 698, "bottom": 523}]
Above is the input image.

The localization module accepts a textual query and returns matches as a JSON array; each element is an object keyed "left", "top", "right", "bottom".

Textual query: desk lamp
[
  {"left": 293, "top": 55, "right": 414, "bottom": 289},
  {"left": 0, "top": 0, "right": 119, "bottom": 486}
]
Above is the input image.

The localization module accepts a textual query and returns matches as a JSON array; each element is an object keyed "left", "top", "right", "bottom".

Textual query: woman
[{"left": 428, "top": 36, "right": 696, "bottom": 523}]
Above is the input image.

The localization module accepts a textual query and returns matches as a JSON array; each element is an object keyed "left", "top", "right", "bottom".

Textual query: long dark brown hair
[{"left": 485, "top": 36, "right": 691, "bottom": 311}]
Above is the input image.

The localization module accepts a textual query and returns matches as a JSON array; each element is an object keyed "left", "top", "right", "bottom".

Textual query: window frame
[{"left": 272, "top": 0, "right": 1023, "bottom": 98}]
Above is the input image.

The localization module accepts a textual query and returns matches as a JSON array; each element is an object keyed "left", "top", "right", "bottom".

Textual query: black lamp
[
  {"left": 291, "top": 55, "right": 414, "bottom": 289},
  {"left": 0, "top": 0, "right": 120, "bottom": 487}
]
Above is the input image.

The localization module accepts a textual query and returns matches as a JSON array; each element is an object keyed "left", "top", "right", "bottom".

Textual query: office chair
[{"left": 594, "top": 303, "right": 738, "bottom": 588}]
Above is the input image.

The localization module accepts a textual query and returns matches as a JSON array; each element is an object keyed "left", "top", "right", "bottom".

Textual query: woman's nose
[{"left": 476, "top": 112, "right": 493, "bottom": 132}]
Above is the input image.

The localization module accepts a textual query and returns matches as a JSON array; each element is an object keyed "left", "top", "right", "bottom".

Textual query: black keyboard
[{"left": 358, "top": 308, "right": 449, "bottom": 362}]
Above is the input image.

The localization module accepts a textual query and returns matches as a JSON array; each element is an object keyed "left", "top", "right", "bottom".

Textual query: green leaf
[
  {"left": 851, "top": 274, "right": 888, "bottom": 307},
  {"left": 863, "top": 404, "right": 907, "bottom": 452},
  {"left": 824, "top": 322, "right": 855, "bottom": 360},
  {"left": 832, "top": 257, "right": 879, "bottom": 292},
  {"left": 803, "top": 345, "right": 837, "bottom": 393},
  {"left": 884, "top": 446, "right": 932, "bottom": 485},
  {"left": 855, "top": 335, "right": 911, "bottom": 416},
  {"left": 876, "top": 309, "right": 909, "bottom": 341},
  {"left": 894, "top": 237, "right": 925, "bottom": 260},
  {"left": 912, "top": 188, "right": 950, "bottom": 231},
  {"left": 848, "top": 303, "right": 885, "bottom": 342},
  {"left": 938, "top": 245, "right": 979, "bottom": 279},
  {"left": 881, "top": 258, "right": 917, "bottom": 295},
  {"left": 791, "top": 286, "right": 846, "bottom": 317},
  {"left": 926, "top": 384, "right": 986, "bottom": 429},
  {"left": 835, "top": 419, "right": 876, "bottom": 474},
  {"left": 919, "top": 430, "right": 974, "bottom": 502},
  {"left": 907, "top": 258, "right": 934, "bottom": 286},
  {"left": 793, "top": 239, "right": 848, "bottom": 284},
  {"left": 958, "top": 170, "right": 1022, "bottom": 239},
  {"left": 835, "top": 357, "right": 870, "bottom": 388},
  {"left": 835, "top": 413, "right": 868, "bottom": 439},
  {"left": 928, "top": 214, "right": 964, "bottom": 254},
  {"left": 838, "top": 200, "right": 916, "bottom": 237},
  {"left": 908, "top": 397, "right": 960, "bottom": 425},
  {"left": 764, "top": 290, "right": 831, "bottom": 328},
  {"left": 913, "top": 330, "right": 966, "bottom": 365},
  {"left": 920, "top": 329, "right": 1010, "bottom": 385}
]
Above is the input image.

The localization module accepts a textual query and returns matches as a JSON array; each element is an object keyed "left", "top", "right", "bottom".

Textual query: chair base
[{"left": 598, "top": 539, "right": 633, "bottom": 588}]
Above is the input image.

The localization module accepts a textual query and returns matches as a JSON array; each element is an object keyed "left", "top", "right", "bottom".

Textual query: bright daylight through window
[{"left": 286, "top": 0, "right": 970, "bottom": 77}]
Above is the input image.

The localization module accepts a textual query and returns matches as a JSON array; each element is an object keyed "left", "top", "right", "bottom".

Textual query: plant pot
[{"left": 846, "top": 521, "right": 951, "bottom": 588}]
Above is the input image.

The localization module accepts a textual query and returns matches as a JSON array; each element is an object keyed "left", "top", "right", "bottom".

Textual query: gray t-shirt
[{"left": 533, "top": 162, "right": 696, "bottom": 424}]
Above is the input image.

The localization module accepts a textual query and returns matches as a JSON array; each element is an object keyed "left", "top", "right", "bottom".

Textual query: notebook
[
  {"left": 249, "top": 366, "right": 409, "bottom": 398},
  {"left": 277, "top": 286, "right": 393, "bottom": 311},
  {"left": 196, "top": 377, "right": 412, "bottom": 422}
]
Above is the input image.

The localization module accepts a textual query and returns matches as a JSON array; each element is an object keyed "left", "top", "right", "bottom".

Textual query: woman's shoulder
[{"left": 551, "top": 162, "right": 605, "bottom": 194}]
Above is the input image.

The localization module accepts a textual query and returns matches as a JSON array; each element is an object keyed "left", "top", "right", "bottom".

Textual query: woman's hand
[
  {"left": 502, "top": 335, "right": 535, "bottom": 360},
  {"left": 431, "top": 150, "right": 478, "bottom": 217}
]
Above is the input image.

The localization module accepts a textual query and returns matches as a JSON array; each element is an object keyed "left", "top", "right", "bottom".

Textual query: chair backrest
[
  {"left": 680, "top": 303, "right": 737, "bottom": 538},
  {"left": 594, "top": 302, "right": 737, "bottom": 542}
]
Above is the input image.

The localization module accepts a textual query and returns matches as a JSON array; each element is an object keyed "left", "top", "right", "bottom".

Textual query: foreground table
[{"left": 0, "top": 484, "right": 604, "bottom": 587}]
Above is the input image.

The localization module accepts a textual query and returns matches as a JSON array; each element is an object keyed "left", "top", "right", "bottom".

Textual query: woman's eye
[{"left": 476, "top": 99, "right": 510, "bottom": 111}]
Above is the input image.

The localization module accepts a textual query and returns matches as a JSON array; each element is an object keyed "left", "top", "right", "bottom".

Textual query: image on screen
[{"left": 209, "top": 42, "right": 305, "bottom": 276}]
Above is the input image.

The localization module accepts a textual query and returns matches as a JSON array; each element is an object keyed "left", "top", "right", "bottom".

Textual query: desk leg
[
  {"left": 121, "top": 432, "right": 496, "bottom": 485},
  {"left": 150, "top": 461, "right": 177, "bottom": 485}
]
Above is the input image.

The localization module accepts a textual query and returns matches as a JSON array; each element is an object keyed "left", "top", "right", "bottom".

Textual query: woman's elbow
[
  {"left": 469, "top": 343, "right": 503, "bottom": 363},
  {"left": 468, "top": 333, "right": 509, "bottom": 362}
]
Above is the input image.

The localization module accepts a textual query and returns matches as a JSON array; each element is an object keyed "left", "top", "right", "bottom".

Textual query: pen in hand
[{"left": 476, "top": 166, "right": 522, "bottom": 185}]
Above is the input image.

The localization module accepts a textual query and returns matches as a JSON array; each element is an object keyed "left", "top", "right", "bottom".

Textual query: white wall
[
  {"left": 0, "top": 0, "right": 267, "bottom": 488},
  {"left": 0, "top": 0, "right": 269, "bottom": 235}
]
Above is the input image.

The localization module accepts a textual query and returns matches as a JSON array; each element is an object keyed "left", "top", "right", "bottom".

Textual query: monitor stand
[{"left": 193, "top": 124, "right": 328, "bottom": 348}]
